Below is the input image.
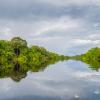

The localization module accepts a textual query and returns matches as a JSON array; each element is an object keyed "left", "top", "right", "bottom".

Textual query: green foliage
[
  {"left": 0, "top": 37, "right": 68, "bottom": 82},
  {"left": 0, "top": 37, "right": 100, "bottom": 81},
  {"left": 11, "top": 37, "right": 27, "bottom": 48},
  {"left": 71, "top": 47, "right": 100, "bottom": 71}
]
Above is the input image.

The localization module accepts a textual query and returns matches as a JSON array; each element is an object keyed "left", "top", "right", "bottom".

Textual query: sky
[
  {"left": 0, "top": 0, "right": 100, "bottom": 55},
  {"left": 0, "top": 1, "right": 100, "bottom": 99}
]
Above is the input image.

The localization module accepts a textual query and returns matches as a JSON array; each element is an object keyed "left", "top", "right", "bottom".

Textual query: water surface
[{"left": 0, "top": 60, "right": 100, "bottom": 100}]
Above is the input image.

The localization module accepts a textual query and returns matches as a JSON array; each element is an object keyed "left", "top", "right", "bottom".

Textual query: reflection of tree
[
  {"left": 0, "top": 59, "right": 62, "bottom": 82},
  {"left": 14, "top": 48, "right": 20, "bottom": 56},
  {"left": 70, "top": 47, "right": 100, "bottom": 71},
  {"left": 0, "top": 37, "right": 100, "bottom": 81},
  {"left": 0, "top": 37, "right": 69, "bottom": 82}
]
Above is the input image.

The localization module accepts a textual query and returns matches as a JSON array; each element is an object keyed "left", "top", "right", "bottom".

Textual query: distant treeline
[
  {"left": 0, "top": 37, "right": 100, "bottom": 81},
  {"left": 70, "top": 47, "right": 100, "bottom": 71},
  {"left": 0, "top": 37, "right": 69, "bottom": 66}
]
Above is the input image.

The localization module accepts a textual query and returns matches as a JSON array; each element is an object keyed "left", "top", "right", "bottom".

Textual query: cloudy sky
[{"left": 0, "top": 0, "right": 100, "bottom": 55}]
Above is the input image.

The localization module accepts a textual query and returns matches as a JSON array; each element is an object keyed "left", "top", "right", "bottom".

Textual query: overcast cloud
[{"left": 0, "top": 0, "right": 100, "bottom": 55}]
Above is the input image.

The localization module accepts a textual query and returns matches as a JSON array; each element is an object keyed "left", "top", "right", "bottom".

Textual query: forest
[
  {"left": 0, "top": 37, "right": 69, "bottom": 81},
  {"left": 0, "top": 37, "right": 100, "bottom": 81},
  {"left": 70, "top": 47, "right": 100, "bottom": 71}
]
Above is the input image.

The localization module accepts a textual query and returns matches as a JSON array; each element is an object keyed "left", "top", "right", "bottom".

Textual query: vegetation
[
  {"left": 70, "top": 47, "right": 100, "bottom": 71},
  {"left": 0, "top": 37, "right": 69, "bottom": 82},
  {"left": 0, "top": 37, "right": 100, "bottom": 81}
]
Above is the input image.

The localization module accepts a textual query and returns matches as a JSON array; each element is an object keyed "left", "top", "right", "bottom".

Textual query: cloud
[
  {"left": 87, "top": 34, "right": 100, "bottom": 40},
  {"left": 0, "top": 16, "right": 81, "bottom": 39},
  {"left": 33, "top": 16, "right": 80, "bottom": 36},
  {"left": 0, "top": 0, "right": 97, "bottom": 8},
  {"left": 74, "top": 39, "right": 100, "bottom": 45},
  {"left": 0, "top": 0, "right": 99, "bottom": 22},
  {"left": 0, "top": 0, "right": 100, "bottom": 54},
  {"left": 0, "top": 1, "right": 100, "bottom": 100},
  {"left": 39, "top": 0, "right": 95, "bottom": 6}
]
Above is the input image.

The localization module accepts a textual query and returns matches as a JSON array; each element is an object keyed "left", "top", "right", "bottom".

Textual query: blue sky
[{"left": 0, "top": 0, "right": 100, "bottom": 54}]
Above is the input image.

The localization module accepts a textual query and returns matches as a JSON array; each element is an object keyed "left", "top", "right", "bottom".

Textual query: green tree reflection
[
  {"left": 0, "top": 37, "right": 100, "bottom": 82},
  {"left": 70, "top": 47, "right": 100, "bottom": 71},
  {"left": 0, "top": 37, "right": 69, "bottom": 82}
]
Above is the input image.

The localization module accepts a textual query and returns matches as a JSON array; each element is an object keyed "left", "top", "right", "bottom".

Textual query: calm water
[
  {"left": 0, "top": 60, "right": 100, "bottom": 100},
  {"left": 0, "top": 0, "right": 100, "bottom": 99}
]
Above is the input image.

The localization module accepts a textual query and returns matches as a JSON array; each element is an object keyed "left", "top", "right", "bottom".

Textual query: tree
[{"left": 11, "top": 37, "right": 27, "bottom": 48}]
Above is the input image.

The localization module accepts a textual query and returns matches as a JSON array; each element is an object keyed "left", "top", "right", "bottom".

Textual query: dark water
[{"left": 0, "top": 60, "right": 100, "bottom": 100}]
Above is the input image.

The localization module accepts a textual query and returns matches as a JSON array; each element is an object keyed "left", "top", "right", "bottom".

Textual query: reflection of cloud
[
  {"left": 0, "top": 0, "right": 100, "bottom": 99},
  {"left": 75, "top": 72, "right": 100, "bottom": 78},
  {"left": 75, "top": 71, "right": 100, "bottom": 82},
  {"left": 94, "top": 90, "right": 100, "bottom": 95},
  {"left": 0, "top": 61, "right": 99, "bottom": 99},
  {"left": 0, "top": 78, "right": 12, "bottom": 92}
]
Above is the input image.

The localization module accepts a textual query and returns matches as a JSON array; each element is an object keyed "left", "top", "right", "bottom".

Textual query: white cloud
[
  {"left": 0, "top": 27, "right": 13, "bottom": 40},
  {"left": 75, "top": 71, "right": 100, "bottom": 78},
  {"left": 0, "top": 0, "right": 99, "bottom": 7},
  {"left": 0, "top": 16, "right": 81, "bottom": 38},
  {"left": 87, "top": 34, "right": 100, "bottom": 40},
  {"left": 39, "top": 0, "right": 99, "bottom": 6},
  {"left": 75, "top": 71, "right": 100, "bottom": 82},
  {"left": 74, "top": 39, "right": 100, "bottom": 45},
  {"left": 33, "top": 16, "right": 80, "bottom": 36}
]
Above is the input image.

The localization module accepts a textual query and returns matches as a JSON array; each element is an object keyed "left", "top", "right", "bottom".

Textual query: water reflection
[
  {"left": 77, "top": 58, "right": 100, "bottom": 71},
  {"left": 0, "top": 59, "right": 62, "bottom": 82},
  {"left": 83, "top": 61, "right": 100, "bottom": 71},
  {"left": 0, "top": 61, "right": 100, "bottom": 100},
  {"left": 0, "top": 57, "right": 100, "bottom": 82},
  {"left": 14, "top": 63, "right": 20, "bottom": 72}
]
